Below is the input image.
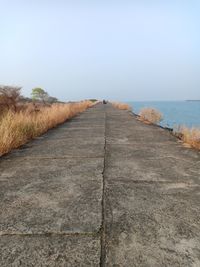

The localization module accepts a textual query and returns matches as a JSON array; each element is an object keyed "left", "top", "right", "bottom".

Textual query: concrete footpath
[{"left": 0, "top": 103, "right": 200, "bottom": 266}]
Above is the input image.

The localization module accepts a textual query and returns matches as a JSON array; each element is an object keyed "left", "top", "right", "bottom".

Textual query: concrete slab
[
  {"left": 30, "top": 136, "right": 104, "bottom": 144},
  {"left": 106, "top": 143, "right": 200, "bottom": 162},
  {"left": 0, "top": 235, "right": 100, "bottom": 267},
  {"left": 0, "top": 157, "right": 103, "bottom": 234},
  {"left": 105, "top": 156, "right": 200, "bottom": 184},
  {"left": 59, "top": 122, "right": 105, "bottom": 128},
  {"left": 106, "top": 125, "right": 176, "bottom": 143},
  {"left": 40, "top": 126, "right": 105, "bottom": 140},
  {"left": 104, "top": 181, "right": 200, "bottom": 267},
  {"left": 9, "top": 140, "right": 104, "bottom": 158}
]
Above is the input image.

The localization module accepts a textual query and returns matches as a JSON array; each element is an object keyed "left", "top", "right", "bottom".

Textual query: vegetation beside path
[
  {"left": 0, "top": 85, "right": 95, "bottom": 156},
  {"left": 111, "top": 102, "right": 131, "bottom": 110},
  {"left": 112, "top": 101, "right": 200, "bottom": 150}
]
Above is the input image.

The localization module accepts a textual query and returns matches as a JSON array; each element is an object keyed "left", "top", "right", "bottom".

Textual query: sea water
[{"left": 128, "top": 101, "right": 200, "bottom": 129}]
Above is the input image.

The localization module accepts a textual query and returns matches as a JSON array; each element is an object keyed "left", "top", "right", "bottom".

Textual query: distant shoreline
[{"left": 186, "top": 100, "right": 200, "bottom": 102}]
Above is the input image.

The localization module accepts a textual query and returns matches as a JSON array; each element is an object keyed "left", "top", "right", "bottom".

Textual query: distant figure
[{"left": 103, "top": 100, "right": 107, "bottom": 104}]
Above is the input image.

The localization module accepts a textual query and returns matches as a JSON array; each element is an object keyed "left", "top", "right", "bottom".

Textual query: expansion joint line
[{"left": 100, "top": 105, "right": 107, "bottom": 267}]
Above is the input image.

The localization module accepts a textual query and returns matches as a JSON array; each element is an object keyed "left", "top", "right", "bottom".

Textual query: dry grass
[
  {"left": 138, "top": 107, "right": 163, "bottom": 124},
  {"left": 0, "top": 100, "right": 94, "bottom": 156},
  {"left": 174, "top": 126, "right": 200, "bottom": 150},
  {"left": 112, "top": 102, "right": 131, "bottom": 110}
]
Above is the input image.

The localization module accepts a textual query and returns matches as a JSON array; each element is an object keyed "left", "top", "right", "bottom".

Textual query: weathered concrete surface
[
  {"left": 0, "top": 103, "right": 200, "bottom": 266},
  {"left": 0, "top": 157, "right": 103, "bottom": 234},
  {"left": 0, "top": 104, "right": 105, "bottom": 266},
  {"left": 1, "top": 235, "right": 100, "bottom": 267},
  {"left": 104, "top": 106, "right": 200, "bottom": 267}
]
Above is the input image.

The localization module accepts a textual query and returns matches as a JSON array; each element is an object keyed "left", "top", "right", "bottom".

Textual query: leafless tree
[{"left": 0, "top": 85, "right": 22, "bottom": 112}]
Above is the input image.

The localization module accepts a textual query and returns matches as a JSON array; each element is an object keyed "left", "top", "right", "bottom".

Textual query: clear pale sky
[{"left": 0, "top": 0, "right": 199, "bottom": 101}]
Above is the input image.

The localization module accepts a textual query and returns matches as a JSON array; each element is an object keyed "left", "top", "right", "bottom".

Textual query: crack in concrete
[
  {"left": 105, "top": 179, "right": 198, "bottom": 185},
  {"left": 2, "top": 156, "right": 104, "bottom": 161},
  {"left": 0, "top": 232, "right": 99, "bottom": 237},
  {"left": 100, "top": 105, "right": 107, "bottom": 267}
]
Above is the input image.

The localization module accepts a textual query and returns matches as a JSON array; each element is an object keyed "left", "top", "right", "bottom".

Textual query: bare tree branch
[{"left": 0, "top": 85, "right": 22, "bottom": 112}]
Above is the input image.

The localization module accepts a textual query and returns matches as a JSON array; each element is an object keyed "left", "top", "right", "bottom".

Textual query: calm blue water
[{"left": 128, "top": 101, "right": 200, "bottom": 128}]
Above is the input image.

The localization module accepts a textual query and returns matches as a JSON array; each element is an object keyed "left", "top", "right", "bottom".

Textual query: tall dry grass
[
  {"left": 139, "top": 107, "right": 163, "bottom": 124},
  {"left": 174, "top": 126, "right": 200, "bottom": 150},
  {"left": 112, "top": 102, "right": 131, "bottom": 110},
  {"left": 0, "top": 100, "right": 94, "bottom": 156}
]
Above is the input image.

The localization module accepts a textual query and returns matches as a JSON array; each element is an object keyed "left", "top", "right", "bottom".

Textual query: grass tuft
[
  {"left": 112, "top": 102, "right": 131, "bottom": 110},
  {"left": 138, "top": 107, "right": 163, "bottom": 124},
  {"left": 174, "top": 126, "right": 200, "bottom": 150}
]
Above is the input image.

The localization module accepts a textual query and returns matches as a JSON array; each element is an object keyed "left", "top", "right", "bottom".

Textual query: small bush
[
  {"left": 174, "top": 126, "right": 200, "bottom": 150},
  {"left": 112, "top": 102, "right": 131, "bottom": 110},
  {"left": 139, "top": 107, "right": 163, "bottom": 124}
]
